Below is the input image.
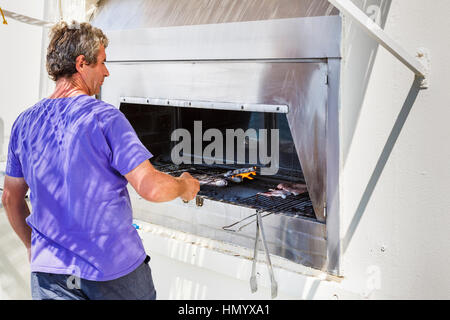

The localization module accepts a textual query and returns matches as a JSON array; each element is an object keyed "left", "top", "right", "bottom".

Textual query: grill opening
[{"left": 120, "top": 102, "right": 317, "bottom": 220}]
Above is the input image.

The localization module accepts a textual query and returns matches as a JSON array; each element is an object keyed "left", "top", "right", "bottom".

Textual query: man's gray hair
[{"left": 46, "top": 20, "right": 109, "bottom": 81}]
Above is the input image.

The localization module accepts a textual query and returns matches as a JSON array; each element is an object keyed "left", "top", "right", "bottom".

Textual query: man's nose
[{"left": 104, "top": 65, "right": 110, "bottom": 77}]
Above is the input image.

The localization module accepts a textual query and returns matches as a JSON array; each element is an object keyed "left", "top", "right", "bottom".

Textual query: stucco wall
[
  {"left": 0, "top": 0, "right": 449, "bottom": 300},
  {"left": 0, "top": 0, "right": 45, "bottom": 300},
  {"left": 340, "top": 0, "right": 450, "bottom": 299},
  {"left": 0, "top": 0, "right": 45, "bottom": 161},
  {"left": 136, "top": 0, "right": 450, "bottom": 300}
]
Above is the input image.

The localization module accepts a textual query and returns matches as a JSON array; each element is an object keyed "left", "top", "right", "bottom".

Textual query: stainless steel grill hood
[
  {"left": 92, "top": 0, "right": 342, "bottom": 274},
  {"left": 92, "top": 0, "right": 338, "bottom": 29}
]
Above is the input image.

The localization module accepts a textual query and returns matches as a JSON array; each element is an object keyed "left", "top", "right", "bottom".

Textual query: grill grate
[
  {"left": 238, "top": 193, "right": 315, "bottom": 219},
  {"left": 154, "top": 162, "right": 228, "bottom": 176},
  {"left": 153, "top": 161, "right": 315, "bottom": 219}
]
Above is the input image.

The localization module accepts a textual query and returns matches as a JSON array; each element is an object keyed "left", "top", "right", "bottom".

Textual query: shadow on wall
[
  {"left": 340, "top": 0, "right": 425, "bottom": 252},
  {"left": 341, "top": 0, "right": 392, "bottom": 166},
  {"left": 0, "top": 117, "right": 4, "bottom": 160},
  {"left": 0, "top": 207, "right": 32, "bottom": 299},
  {"left": 162, "top": 239, "right": 310, "bottom": 299},
  {"left": 343, "top": 76, "right": 422, "bottom": 252}
]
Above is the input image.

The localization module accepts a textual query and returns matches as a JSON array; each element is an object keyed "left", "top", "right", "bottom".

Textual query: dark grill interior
[{"left": 121, "top": 103, "right": 318, "bottom": 221}]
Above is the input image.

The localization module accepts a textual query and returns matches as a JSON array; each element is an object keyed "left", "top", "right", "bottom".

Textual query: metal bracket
[
  {"left": 415, "top": 47, "right": 431, "bottom": 89},
  {"left": 329, "top": 0, "right": 429, "bottom": 89},
  {"left": 195, "top": 196, "right": 204, "bottom": 207}
]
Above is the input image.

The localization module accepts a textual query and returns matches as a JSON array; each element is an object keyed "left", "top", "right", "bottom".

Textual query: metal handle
[{"left": 249, "top": 210, "right": 278, "bottom": 299}]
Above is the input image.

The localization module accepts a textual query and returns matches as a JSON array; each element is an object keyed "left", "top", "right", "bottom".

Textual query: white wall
[
  {"left": 0, "top": 0, "right": 89, "bottom": 160},
  {"left": 340, "top": 0, "right": 450, "bottom": 299},
  {"left": 0, "top": 0, "right": 45, "bottom": 161},
  {"left": 140, "top": 0, "right": 450, "bottom": 300},
  {"left": 1, "top": 0, "right": 449, "bottom": 300},
  {"left": 135, "top": 220, "right": 361, "bottom": 300},
  {"left": 0, "top": 0, "right": 45, "bottom": 300}
]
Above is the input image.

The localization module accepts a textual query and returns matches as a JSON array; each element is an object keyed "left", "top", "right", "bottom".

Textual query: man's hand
[{"left": 179, "top": 172, "right": 200, "bottom": 201}]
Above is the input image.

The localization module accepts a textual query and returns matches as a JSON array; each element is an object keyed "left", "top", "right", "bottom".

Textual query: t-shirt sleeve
[
  {"left": 100, "top": 108, "right": 153, "bottom": 176},
  {"left": 5, "top": 118, "right": 24, "bottom": 178}
]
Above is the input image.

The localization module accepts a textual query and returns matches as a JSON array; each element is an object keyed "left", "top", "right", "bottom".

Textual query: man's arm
[
  {"left": 1, "top": 176, "right": 32, "bottom": 260},
  {"left": 125, "top": 160, "right": 200, "bottom": 202}
]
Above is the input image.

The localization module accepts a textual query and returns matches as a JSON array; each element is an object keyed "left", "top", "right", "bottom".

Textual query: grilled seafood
[
  {"left": 194, "top": 174, "right": 228, "bottom": 187},
  {"left": 276, "top": 182, "right": 307, "bottom": 195},
  {"left": 258, "top": 189, "right": 291, "bottom": 199}
]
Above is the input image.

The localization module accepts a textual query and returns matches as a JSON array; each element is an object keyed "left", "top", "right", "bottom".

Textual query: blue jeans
[{"left": 31, "top": 256, "right": 157, "bottom": 300}]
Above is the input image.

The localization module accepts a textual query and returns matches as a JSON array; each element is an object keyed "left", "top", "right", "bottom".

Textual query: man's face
[{"left": 82, "top": 44, "right": 109, "bottom": 96}]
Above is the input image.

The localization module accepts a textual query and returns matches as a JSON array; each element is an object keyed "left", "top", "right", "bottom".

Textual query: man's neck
[{"left": 49, "top": 74, "right": 91, "bottom": 99}]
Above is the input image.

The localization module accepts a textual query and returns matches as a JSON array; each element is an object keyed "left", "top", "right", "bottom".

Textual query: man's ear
[{"left": 75, "top": 55, "right": 87, "bottom": 73}]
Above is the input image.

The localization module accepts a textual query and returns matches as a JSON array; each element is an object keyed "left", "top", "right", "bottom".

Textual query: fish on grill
[
  {"left": 258, "top": 189, "right": 291, "bottom": 199},
  {"left": 195, "top": 174, "right": 228, "bottom": 187},
  {"left": 258, "top": 182, "right": 308, "bottom": 199},
  {"left": 276, "top": 182, "right": 308, "bottom": 196}
]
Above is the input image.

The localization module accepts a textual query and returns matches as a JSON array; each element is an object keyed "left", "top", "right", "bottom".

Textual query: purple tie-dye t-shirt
[{"left": 6, "top": 95, "right": 152, "bottom": 281}]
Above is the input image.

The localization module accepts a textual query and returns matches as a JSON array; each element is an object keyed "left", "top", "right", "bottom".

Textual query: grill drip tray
[{"left": 154, "top": 161, "right": 316, "bottom": 220}]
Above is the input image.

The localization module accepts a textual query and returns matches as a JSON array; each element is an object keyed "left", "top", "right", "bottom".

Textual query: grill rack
[
  {"left": 238, "top": 193, "right": 315, "bottom": 219},
  {"left": 153, "top": 161, "right": 315, "bottom": 219}
]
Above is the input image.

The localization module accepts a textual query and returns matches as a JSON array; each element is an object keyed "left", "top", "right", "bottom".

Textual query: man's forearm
[
  {"left": 3, "top": 199, "right": 32, "bottom": 249},
  {"left": 125, "top": 160, "right": 199, "bottom": 203},
  {"left": 141, "top": 170, "right": 189, "bottom": 202}
]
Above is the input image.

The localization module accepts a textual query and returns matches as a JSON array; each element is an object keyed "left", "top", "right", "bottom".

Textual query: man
[{"left": 1, "top": 21, "right": 199, "bottom": 300}]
